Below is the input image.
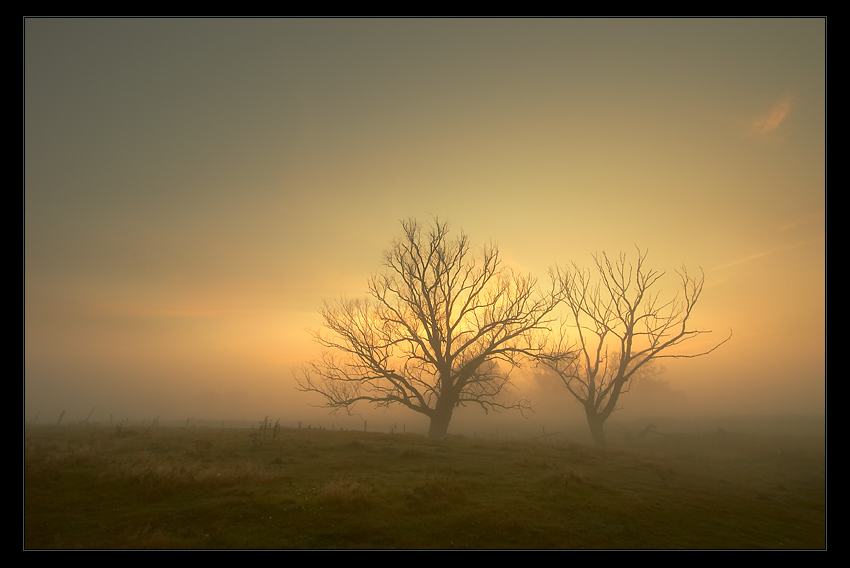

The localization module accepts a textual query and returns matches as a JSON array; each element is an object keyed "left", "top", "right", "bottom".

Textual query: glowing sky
[{"left": 25, "top": 19, "right": 825, "bottom": 428}]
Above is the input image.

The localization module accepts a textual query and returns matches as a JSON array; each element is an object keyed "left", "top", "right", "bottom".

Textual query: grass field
[{"left": 24, "top": 422, "right": 825, "bottom": 549}]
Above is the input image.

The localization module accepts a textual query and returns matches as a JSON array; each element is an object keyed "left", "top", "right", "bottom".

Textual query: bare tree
[
  {"left": 295, "top": 218, "right": 561, "bottom": 439},
  {"left": 537, "top": 248, "right": 731, "bottom": 445}
]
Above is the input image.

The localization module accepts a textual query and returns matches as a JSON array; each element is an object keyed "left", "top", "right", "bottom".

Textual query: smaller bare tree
[
  {"left": 537, "top": 248, "right": 730, "bottom": 445},
  {"left": 295, "top": 218, "right": 562, "bottom": 439}
]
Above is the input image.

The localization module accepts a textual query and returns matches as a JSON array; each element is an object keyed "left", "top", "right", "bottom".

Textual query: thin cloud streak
[
  {"left": 777, "top": 212, "right": 823, "bottom": 232},
  {"left": 748, "top": 93, "right": 796, "bottom": 136},
  {"left": 712, "top": 237, "right": 824, "bottom": 271}
]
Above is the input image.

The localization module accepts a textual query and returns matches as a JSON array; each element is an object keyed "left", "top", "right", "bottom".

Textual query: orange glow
[{"left": 25, "top": 19, "right": 824, "bottom": 427}]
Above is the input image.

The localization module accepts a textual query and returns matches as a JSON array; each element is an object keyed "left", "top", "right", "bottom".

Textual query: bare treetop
[
  {"left": 296, "top": 218, "right": 561, "bottom": 438},
  {"left": 538, "top": 247, "right": 731, "bottom": 444}
]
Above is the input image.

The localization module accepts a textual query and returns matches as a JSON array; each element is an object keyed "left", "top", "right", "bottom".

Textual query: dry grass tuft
[
  {"left": 406, "top": 473, "right": 463, "bottom": 507},
  {"left": 317, "top": 478, "right": 371, "bottom": 508},
  {"left": 25, "top": 442, "right": 97, "bottom": 477},
  {"left": 350, "top": 438, "right": 373, "bottom": 451},
  {"left": 567, "top": 469, "right": 587, "bottom": 485},
  {"left": 99, "top": 453, "right": 282, "bottom": 495},
  {"left": 124, "top": 525, "right": 187, "bottom": 549},
  {"left": 401, "top": 446, "right": 427, "bottom": 458}
]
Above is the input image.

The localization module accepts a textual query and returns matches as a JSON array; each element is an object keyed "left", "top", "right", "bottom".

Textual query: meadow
[{"left": 24, "top": 421, "right": 825, "bottom": 549}]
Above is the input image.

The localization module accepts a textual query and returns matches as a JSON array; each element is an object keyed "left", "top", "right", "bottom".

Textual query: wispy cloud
[
  {"left": 777, "top": 212, "right": 824, "bottom": 232},
  {"left": 713, "top": 237, "right": 823, "bottom": 271},
  {"left": 747, "top": 92, "right": 797, "bottom": 136}
]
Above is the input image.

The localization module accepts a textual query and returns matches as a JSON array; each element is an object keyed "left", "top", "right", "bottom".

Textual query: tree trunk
[
  {"left": 585, "top": 406, "right": 607, "bottom": 445},
  {"left": 428, "top": 401, "right": 455, "bottom": 439}
]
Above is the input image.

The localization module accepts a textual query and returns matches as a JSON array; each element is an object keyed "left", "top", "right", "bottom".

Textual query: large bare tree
[
  {"left": 295, "top": 218, "right": 561, "bottom": 439},
  {"left": 537, "top": 249, "right": 731, "bottom": 444}
]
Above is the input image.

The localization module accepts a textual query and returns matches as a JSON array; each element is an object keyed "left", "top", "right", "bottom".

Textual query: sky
[{"left": 25, "top": 18, "right": 825, "bottom": 433}]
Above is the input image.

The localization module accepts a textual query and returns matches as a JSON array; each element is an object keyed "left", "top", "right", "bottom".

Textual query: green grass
[{"left": 24, "top": 423, "right": 825, "bottom": 549}]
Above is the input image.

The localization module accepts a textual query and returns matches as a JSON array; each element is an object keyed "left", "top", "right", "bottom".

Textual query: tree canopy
[
  {"left": 295, "top": 218, "right": 561, "bottom": 438},
  {"left": 536, "top": 248, "right": 731, "bottom": 444}
]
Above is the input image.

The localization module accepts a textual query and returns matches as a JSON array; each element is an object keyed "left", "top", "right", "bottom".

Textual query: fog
[{"left": 25, "top": 19, "right": 824, "bottom": 440}]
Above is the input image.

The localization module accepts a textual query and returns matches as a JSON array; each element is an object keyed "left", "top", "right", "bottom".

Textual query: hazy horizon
[{"left": 25, "top": 19, "right": 825, "bottom": 435}]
